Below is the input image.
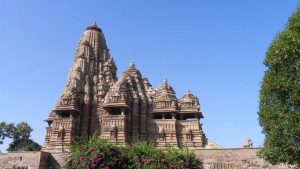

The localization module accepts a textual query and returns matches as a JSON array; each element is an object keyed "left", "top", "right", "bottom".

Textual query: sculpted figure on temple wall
[{"left": 241, "top": 139, "right": 253, "bottom": 148}]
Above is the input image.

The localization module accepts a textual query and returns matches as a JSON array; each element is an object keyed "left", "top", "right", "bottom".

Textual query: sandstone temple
[
  {"left": 0, "top": 23, "right": 292, "bottom": 169},
  {"left": 42, "top": 22, "right": 207, "bottom": 164}
]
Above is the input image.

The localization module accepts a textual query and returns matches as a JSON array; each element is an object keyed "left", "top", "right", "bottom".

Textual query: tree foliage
[
  {"left": 258, "top": 5, "right": 300, "bottom": 168},
  {"left": 7, "top": 139, "right": 41, "bottom": 151},
  {"left": 0, "top": 122, "right": 14, "bottom": 144},
  {"left": 12, "top": 122, "right": 33, "bottom": 140},
  {"left": 0, "top": 121, "right": 41, "bottom": 151}
]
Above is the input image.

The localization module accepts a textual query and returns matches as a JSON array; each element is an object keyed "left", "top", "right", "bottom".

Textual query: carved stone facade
[{"left": 42, "top": 23, "right": 207, "bottom": 165}]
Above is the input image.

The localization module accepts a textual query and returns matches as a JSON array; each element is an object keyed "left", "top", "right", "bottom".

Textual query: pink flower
[
  {"left": 160, "top": 159, "right": 167, "bottom": 163},
  {"left": 90, "top": 155, "right": 104, "bottom": 167},
  {"left": 79, "top": 156, "right": 84, "bottom": 163}
]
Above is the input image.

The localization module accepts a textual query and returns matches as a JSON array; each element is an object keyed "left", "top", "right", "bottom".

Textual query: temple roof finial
[
  {"left": 129, "top": 60, "right": 135, "bottom": 69},
  {"left": 163, "top": 79, "right": 168, "bottom": 84},
  {"left": 92, "top": 21, "right": 97, "bottom": 27},
  {"left": 86, "top": 21, "right": 102, "bottom": 32}
]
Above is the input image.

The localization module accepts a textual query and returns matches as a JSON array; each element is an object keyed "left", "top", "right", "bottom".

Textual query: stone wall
[
  {"left": 0, "top": 149, "right": 293, "bottom": 169},
  {"left": 195, "top": 148, "right": 292, "bottom": 169},
  {"left": 0, "top": 151, "right": 49, "bottom": 169}
]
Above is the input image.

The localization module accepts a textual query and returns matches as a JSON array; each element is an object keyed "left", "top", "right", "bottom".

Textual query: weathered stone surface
[
  {"left": 0, "top": 151, "right": 49, "bottom": 169},
  {"left": 196, "top": 148, "right": 292, "bottom": 169},
  {"left": 0, "top": 149, "right": 292, "bottom": 169}
]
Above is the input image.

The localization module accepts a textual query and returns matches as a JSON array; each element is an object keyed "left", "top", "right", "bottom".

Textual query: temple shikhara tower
[{"left": 42, "top": 22, "right": 207, "bottom": 164}]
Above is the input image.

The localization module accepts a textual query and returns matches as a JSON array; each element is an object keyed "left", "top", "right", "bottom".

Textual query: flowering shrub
[{"left": 65, "top": 136, "right": 202, "bottom": 169}]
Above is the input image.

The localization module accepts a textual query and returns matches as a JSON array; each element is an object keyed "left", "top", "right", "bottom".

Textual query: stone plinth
[
  {"left": 196, "top": 148, "right": 292, "bottom": 169},
  {"left": 0, "top": 151, "right": 49, "bottom": 169}
]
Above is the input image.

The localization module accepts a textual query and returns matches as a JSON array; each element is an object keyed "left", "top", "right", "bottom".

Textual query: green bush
[
  {"left": 66, "top": 137, "right": 130, "bottom": 169},
  {"left": 65, "top": 136, "right": 202, "bottom": 169}
]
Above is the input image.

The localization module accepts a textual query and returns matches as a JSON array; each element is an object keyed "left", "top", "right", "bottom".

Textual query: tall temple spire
[
  {"left": 43, "top": 23, "right": 117, "bottom": 159},
  {"left": 57, "top": 21, "right": 115, "bottom": 107}
]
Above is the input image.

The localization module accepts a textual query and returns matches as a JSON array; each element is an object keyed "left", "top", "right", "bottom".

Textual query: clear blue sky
[{"left": 0, "top": 1, "right": 299, "bottom": 152}]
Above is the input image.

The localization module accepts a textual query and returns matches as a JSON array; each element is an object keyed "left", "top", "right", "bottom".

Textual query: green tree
[
  {"left": 0, "top": 122, "right": 7, "bottom": 144},
  {"left": 0, "top": 122, "right": 14, "bottom": 144},
  {"left": 12, "top": 122, "right": 33, "bottom": 140},
  {"left": 258, "top": 5, "right": 300, "bottom": 168},
  {"left": 0, "top": 121, "right": 41, "bottom": 151},
  {"left": 8, "top": 122, "right": 41, "bottom": 151},
  {"left": 7, "top": 139, "right": 41, "bottom": 151}
]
